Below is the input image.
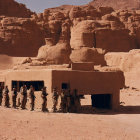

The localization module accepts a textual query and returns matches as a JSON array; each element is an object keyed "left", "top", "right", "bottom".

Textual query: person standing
[
  {"left": 59, "top": 89, "right": 67, "bottom": 113},
  {"left": 73, "top": 89, "right": 81, "bottom": 113},
  {"left": 3, "top": 86, "right": 10, "bottom": 108},
  {"left": 20, "top": 85, "right": 27, "bottom": 109},
  {"left": 41, "top": 87, "right": 48, "bottom": 112},
  {"left": 0, "top": 86, "right": 3, "bottom": 106},
  {"left": 52, "top": 88, "right": 59, "bottom": 112},
  {"left": 28, "top": 85, "right": 36, "bottom": 111},
  {"left": 65, "top": 89, "right": 71, "bottom": 113},
  {"left": 12, "top": 87, "right": 17, "bottom": 108}
]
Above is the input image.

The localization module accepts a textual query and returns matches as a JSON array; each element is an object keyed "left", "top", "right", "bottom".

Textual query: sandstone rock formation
[
  {"left": 0, "top": 17, "right": 45, "bottom": 56},
  {"left": 34, "top": 5, "right": 140, "bottom": 64},
  {"left": 90, "top": 0, "right": 140, "bottom": 10},
  {"left": 0, "top": 1, "right": 140, "bottom": 63},
  {"left": 70, "top": 47, "right": 106, "bottom": 65},
  {"left": 37, "top": 43, "right": 71, "bottom": 64},
  {"left": 0, "top": 0, "right": 33, "bottom": 17},
  {"left": 105, "top": 49, "right": 140, "bottom": 89}
]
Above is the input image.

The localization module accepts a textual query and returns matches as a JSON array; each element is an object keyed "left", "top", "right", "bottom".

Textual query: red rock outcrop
[
  {"left": 0, "top": 17, "right": 45, "bottom": 56},
  {"left": 70, "top": 47, "right": 106, "bottom": 65},
  {"left": 90, "top": 0, "right": 140, "bottom": 10},
  {"left": 37, "top": 43, "right": 71, "bottom": 64},
  {"left": 0, "top": 1, "right": 140, "bottom": 63},
  {"left": 0, "top": 0, "right": 33, "bottom": 18}
]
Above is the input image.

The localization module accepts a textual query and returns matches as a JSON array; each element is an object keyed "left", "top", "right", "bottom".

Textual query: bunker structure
[{"left": 0, "top": 63, "right": 125, "bottom": 110}]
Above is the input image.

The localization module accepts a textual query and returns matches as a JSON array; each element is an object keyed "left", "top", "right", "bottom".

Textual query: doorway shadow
[{"left": 78, "top": 105, "right": 140, "bottom": 115}]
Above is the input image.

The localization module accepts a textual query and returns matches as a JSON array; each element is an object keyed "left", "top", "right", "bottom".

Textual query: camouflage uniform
[
  {"left": 65, "top": 89, "right": 71, "bottom": 112},
  {"left": 3, "top": 86, "right": 10, "bottom": 107},
  {"left": 20, "top": 85, "right": 27, "bottom": 109},
  {"left": 70, "top": 94, "right": 75, "bottom": 113},
  {"left": 28, "top": 86, "right": 36, "bottom": 111},
  {"left": 41, "top": 87, "right": 48, "bottom": 112},
  {"left": 52, "top": 88, "right": 59, "bottom": 112},
  {"left": 0, "top": 86, "right": 3, "bottom": 106},
  {"left": 60, "top": 89, "right": 67, "bottom": 113},
  {"left": 12, "top": 87, "right": 17, "bottom": 108},
  {"left": 73, "top": 89, "right": 81, "bottom": 113}
]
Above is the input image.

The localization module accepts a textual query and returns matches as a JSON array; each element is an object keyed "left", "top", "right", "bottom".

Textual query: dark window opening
[
  {"left": 61, "top": 83, "right": 70, "bottom": 89},
  {"left": 12, "top": 81, "right": 44, "bottom": 91},
  {"left": 91, "top": 94, "right": 112, "bottom": 109}
]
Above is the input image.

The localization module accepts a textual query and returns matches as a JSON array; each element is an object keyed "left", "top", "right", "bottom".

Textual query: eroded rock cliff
[
  {"left": 90, "top": 0, "right": 140, "bottom": 10},
  {"left": 0, "top": 1, "right": 140, "bottom": 63},
  {"left": 0, "top": 0, "right": 33, "bottom": 17}
]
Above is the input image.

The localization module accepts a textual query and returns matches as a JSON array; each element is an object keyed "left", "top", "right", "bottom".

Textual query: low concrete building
[{"left": 1, "top": 66, "right": 125, "bottom": 110}]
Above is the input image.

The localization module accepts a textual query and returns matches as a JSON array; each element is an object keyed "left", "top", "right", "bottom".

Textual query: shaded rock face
[
  {"left": 0, "top": 17, "right": 45, "bottom": 57},
  {"left": 0, "top": 1, "right": 140, "bottom": 63},
  {"left": 70, "top": 20, "right": 136, "bottom": 52},
  {"left": 35, "top": 5, "right": 140, "bottom": 64},
  {"left": 0, "top": 0, "right": 33, "bottom": 18},
  {"left": 90, "top": 0, "right": 140, "bottom": 10}
]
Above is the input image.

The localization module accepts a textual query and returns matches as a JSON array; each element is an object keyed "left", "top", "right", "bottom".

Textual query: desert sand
[{"left": 0, "top": 88, "right": 140, "bottom": 140}]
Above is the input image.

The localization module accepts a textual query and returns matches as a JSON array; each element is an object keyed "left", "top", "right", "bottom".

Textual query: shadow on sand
[{"left": 78, "top": 105, "right": 140, "bottom": 115}]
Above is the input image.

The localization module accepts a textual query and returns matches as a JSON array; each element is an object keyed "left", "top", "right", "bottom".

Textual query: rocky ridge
[
  {"left": 0, "top": 0, "right": 33, "bottom": 18},
  {"left": 0, "top": 0, "right": 140, "bottom": 64},
  {"left": 90, "top": 0, "right": 140, "bottom": 10}
]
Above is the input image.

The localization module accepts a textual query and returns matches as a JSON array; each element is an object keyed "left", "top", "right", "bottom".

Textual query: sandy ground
[{"left": 0, "top": 88, "right": 140, "bottom": 140}]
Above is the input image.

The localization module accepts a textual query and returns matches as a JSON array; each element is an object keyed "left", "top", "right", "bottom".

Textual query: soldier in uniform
[
  {"left": 3, "top": 86, "right": 10, "bottom": 107},
  {"left": 41, "top": 86, "right": 48, "bottom": 112},
  {"left": 20, "top": 85, "right": 27, "bottom": 109},
  {"left": 12, "top": 87, "right": 17, "bottom": 108},
  {"left": 52, "top": 88, "right": 59, "bottom": 112},
  {"left": 28, "top": 85, "right": 36, "bottom": 111},
  {"left": 65, "top": 89, "right": 71, "bottom": 112},
  {"left": 59, "top": 89, "right": 67, "bottom": 113},
  {"left": 0, "top": 86, "right": 3, "bottom": 106},
  {"left": 73, "top": 89, "right": 81, "bottom": 113}
]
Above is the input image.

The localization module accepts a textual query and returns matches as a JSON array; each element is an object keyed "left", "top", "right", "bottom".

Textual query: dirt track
[{"left": 0, "top": 88, "right": 140, "bottom": 140}]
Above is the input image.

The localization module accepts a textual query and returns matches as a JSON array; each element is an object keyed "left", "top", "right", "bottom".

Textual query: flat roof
[{"left": 4, "top": 68, "right": 121, "bottom": 74}]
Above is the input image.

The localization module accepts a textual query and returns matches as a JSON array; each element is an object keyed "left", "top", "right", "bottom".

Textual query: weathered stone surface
[
  {"left": 0, "top": 0, "right": 33, "bottom": 17},
  {"left": 70, "top": 47, "right": 106, "bottom": 65},
  {"left": 0, "top": 1, "right": 140, "bottom": 63},
  {"left": 37, "top": 43, "right": 71, "bottom": 64},
  {"left": 105, "top": 49, "right": 140, "bottom": 89},
  {"left": 0, "top": 17, "right": 45, "bottom": 56},
  {"left": 90, "top": 0, "right": 140, "bottom": 10}
]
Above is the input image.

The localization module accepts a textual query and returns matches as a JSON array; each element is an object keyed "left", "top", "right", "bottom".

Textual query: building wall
[
  {"left": 71, "top": 62, "right": 94, "bottom": 71},
  {"left": 5, "top": 70, "right": 52, "bottom": 94},
  {"left": 52, "top": 70, "right": 125, "bottom": 109},
  {"left": 3, "top": 69, "right": 125, "bottom": 109}
]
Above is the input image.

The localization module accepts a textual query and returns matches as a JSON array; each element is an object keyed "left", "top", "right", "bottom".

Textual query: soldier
[
  {"left": 20, "top": 85, "right": 27, "bottom": 109},
  {"left": 0, "top": 86, "right": 3, "bottom": 106},
  {"left": 65, "top": 89, "right": 71, "bottom": 112},
  {"left": 52, "top": 87, "right": 59, "bottom": 112},
  {"left": 73, "top": 89, "right": 81, "bottom": 113},
  {"left": 3, "top": 86, "right": 10, "bottom": 107},
  {"left": 28, "top": 85, "right": 36, "bottom": 111},
  {"left": 12, "top": 87, "right": 17, "bottom": 108},
  {"left": 41, "top": 86, "right": 48, "bottom": 112},
  {"left": 59, "top": 89, "right": 67, "bottom": 113}
]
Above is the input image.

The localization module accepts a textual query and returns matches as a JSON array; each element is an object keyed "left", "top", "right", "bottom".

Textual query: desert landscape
[
  {"left": 0, "top": 89, "right": 140, "bottom": 140},
  {"left": 0, "top": 0, "right": 140, "bottom": 140}
]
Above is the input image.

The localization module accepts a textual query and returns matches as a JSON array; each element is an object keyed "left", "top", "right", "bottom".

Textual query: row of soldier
[{"left": 0, "top": 85, "right": 81, "bottom": 113}]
